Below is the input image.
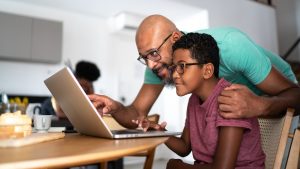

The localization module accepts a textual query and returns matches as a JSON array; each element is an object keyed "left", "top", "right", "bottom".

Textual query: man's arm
[
  {"left": 218, "top": 66, "right": 300, "bottom": 118},
  {"left": 89, "top": 83, "right": 164, "bottom": 128}
]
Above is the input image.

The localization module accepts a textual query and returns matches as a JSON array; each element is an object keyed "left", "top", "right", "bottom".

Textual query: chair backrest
[
  {"left": 286, "top": 127, "right": 300, "bottom": 169},
  {"left": 258, "top": 108, "right": 294, "bottom": 169}
]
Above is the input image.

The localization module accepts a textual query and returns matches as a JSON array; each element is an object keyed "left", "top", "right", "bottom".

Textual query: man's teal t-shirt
[{"left": 144, "top": 27, "right": 297, "bottom": 95}]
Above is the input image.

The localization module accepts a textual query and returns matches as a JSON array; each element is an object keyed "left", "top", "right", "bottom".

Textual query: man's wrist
[
  {"left": 110, "top": 101, "right": 123, "bottom": 115},
  {"left": 258, "top": 96, "right": 272, "bottom": 117}
]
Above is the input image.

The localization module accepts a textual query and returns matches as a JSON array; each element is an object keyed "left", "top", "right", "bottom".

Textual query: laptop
[{"left": 44, "top": 67, "right": 181, "bottom": 139}]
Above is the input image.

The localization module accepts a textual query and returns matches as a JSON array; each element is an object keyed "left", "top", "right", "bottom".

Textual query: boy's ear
[{"left": 203, "top": 63, "right": 214, "bottom": 79}]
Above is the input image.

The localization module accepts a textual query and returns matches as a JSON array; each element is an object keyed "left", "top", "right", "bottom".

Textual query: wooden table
[{"left": 0, "top": 133, "right": 168, "bottom": 169}]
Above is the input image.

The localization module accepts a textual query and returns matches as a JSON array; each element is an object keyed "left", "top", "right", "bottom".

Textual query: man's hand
[
  {"left": 132, "top": 116, "right": 167, "bottom": 132},
  {"left": 88, "top": 94, "right": 121, "bottom": 116},
  {"left": 218, "top": 84, "right": 266, "bottom": 119}
]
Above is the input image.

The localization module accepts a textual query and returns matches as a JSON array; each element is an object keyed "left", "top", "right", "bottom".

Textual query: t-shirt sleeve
[
  {"left": 223, "top": 31, "right": 272, "bottom": 85},
  {"left": 216, "top": 114, "right": 253, "bottom": 131},
  {"left": 144, "top": 67, "right": 163, "bottom": 84},
  {"left": 256, "top": 45, "right": 298, "bottom": 84}
]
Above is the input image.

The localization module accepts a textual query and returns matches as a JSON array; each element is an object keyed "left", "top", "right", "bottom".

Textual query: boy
[{"left": 165, "top": 33, "right": 265, "bottom": 169}]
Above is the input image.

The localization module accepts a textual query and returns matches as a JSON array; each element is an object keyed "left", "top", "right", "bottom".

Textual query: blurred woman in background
[{"left": 41, "top": 60, "right": 101, "bottom": 118}]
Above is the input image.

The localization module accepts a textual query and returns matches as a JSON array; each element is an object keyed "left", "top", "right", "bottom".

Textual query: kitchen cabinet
[
  {"left": 0, "top": 12, "right": 62, "bottom": 63},
  {"left": 0, "top": 12, "right": 32, "bottom": 60},
  {"left": 31, "top": 18, "right": 62, "bottom": 63}
]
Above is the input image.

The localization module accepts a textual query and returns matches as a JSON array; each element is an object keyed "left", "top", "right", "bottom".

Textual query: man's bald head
[
  {"left": 135, "top": 15, "right": 180, "bottom": 85},
  {"left": 136, "top": 15, "right": 177, "bottom": 43}
]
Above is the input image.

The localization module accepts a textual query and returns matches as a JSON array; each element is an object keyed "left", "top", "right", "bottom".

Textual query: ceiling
[{"left": 7, "top": 0, "right": 204, "bottom": 22}]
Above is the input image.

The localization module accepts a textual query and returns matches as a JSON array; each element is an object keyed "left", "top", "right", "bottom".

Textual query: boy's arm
[
  {"left": 166, "top": 126, "right": 244, "bottom": 169},
  {"left": 165, "top": 127, "right": 191, "bottom": 157},
  {"left": 210, "top": 126, "right": 244, "bottom": 169}
]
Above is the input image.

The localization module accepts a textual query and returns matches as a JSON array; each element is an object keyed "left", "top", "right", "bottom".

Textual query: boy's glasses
[
  {"left": 137, "top": 33, "right": 172, "bottom": 65},
  {"left": 168, "top": 63, "right": 203, "bottom": 74}
]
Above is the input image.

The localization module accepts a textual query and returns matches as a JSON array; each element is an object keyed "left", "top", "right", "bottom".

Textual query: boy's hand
[{"left": 132, "top": 116, "right": 167, "bottom": 132}]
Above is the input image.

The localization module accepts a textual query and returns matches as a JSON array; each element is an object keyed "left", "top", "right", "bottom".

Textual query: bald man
[{"left": 89, "top": 15, "right": 300, "bottom": 129}]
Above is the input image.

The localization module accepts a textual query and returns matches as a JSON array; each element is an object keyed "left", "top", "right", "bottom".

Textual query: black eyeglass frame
[
  {"left": 169, "top": 62, "right": 203, "bottom": 75},
  {"left": 137, "top": 33, "right": 173, "bottom": 65}
]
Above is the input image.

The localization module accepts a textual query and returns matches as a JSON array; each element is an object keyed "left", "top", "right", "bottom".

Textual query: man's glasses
[
  {"left": 168, "top": 62, "right": 203, "bottom": 75},
  {"left": 137, "top": 33, "right": 172, "bottom": 65}
]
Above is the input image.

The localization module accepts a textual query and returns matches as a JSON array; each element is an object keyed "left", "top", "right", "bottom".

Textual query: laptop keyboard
[{"left": 111, "top": 129, "right": 145, "bottom": 134}]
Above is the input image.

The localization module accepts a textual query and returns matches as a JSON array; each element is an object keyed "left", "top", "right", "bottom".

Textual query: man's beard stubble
[{"left": 152, "top": 64, "right": 175, "bottom": 88}]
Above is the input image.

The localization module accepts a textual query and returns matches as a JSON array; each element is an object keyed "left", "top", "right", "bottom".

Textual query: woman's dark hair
[
  {"left": 75, "top": 60, "right": 101, "bottom": 82},
  {"left": 172, "top": 32, "right": 220, "bottom": 77}
]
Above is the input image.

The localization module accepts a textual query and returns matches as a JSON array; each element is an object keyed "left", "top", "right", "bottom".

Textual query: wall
[
  {"left": 172, "top": 0, "right": 279, "bottom": 54},
  {"left": 274, "top": 0, "right": 300, "bottom": 61}
]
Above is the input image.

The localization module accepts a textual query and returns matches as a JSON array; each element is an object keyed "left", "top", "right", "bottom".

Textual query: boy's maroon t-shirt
[{"left": 186, "top": 78, "right": 265, "bottom": 168}]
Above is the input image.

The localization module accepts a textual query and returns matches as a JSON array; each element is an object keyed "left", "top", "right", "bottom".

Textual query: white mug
[
  {"left": 34, "top": 114, "right": 52, "bottom": 132},
  {"left": 26, "top": 103, "right": 42, "bottom": 119}
]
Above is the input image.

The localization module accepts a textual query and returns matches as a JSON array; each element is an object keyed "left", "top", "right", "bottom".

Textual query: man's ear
[
  {"left": 171, "top": 31, "right": 181, "bottom": 43},
  {"left": 203, "top": 63, "right": 214, "bottom": 79}
]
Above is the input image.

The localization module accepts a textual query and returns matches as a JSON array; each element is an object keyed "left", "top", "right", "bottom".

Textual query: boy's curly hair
[{"left": 172, "top": 32, "right": 220, "bottom": 77}]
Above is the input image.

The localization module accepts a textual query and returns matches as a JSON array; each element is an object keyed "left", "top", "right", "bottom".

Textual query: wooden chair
[
  {"left": 286, "top": 125, "right": 300, "bottom": 169},
  {"left": 258, "top": 108, "right": 295, "bottom": 169},
  {"left": 101, "top": 114, "right": 160, "bottom": 169}
]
